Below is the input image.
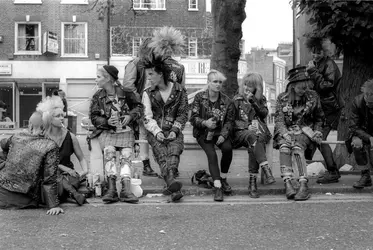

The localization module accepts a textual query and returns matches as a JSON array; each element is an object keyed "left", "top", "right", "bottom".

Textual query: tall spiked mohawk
[{"left": 149, "top": 26, "right": 185, "bottom": 57}]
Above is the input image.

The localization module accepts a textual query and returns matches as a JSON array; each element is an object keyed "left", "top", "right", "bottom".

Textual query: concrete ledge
[{"left": 140, "top": 175, "right": 372, "bottom": 196}]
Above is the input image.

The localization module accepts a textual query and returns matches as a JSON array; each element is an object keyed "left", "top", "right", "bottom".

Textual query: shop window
[
  {"left": 0, "top": 83, "right": 14, "bottom": 128},
  {"left": 15, "top": 22, "right": 41, "bottom": 55},
  {"left": 61, "top": 22, "right": 88, "bottom": 57},
  {"left": 133, "top": 0, "right": 166, "bottom": 10}
]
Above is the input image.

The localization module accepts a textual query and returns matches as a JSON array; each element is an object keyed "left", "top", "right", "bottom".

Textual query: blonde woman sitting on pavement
[{"left": 37, "top": 96, "right": 89, "bottom": 206}]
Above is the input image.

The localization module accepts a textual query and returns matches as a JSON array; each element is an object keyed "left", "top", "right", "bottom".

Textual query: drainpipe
[
  {"left": 292, "top": 1, "right": 296, "bottom": 68},
  {"left": 107, "top": 0, "right": 111, "bottom": 65}
]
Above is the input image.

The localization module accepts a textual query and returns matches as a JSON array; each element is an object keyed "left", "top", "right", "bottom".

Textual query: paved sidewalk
[{"left": 2, "top": 128, "right": 368, "bottom": 197}]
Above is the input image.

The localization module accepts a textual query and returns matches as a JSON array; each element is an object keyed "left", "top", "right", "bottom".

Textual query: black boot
[
  {"left": 164, "top": 169, "right": 182, "bottom": 194},
  {"left": 284, "top": 178, "right": 296, "bottom": 199},
  {"left": 142, "top": 159, "right": 158, "bottom": 177},
  {"left": 353, "top": 170, "right": 372, "bottom": 189},
  {"left": 221, "top": 178, "right": 232, "bottom": 194},
  {"left": 102, "top": 176, "right": 119, "bottom": 203},
  {"left": 214, "top": 188, "right": 224, "bottom": 202},
  {"left": 261, "top": 164, "right": 276, "bottom": 185},
  {"left": 62, "top": 178, "right": 86, "bottom": 206},
  {"left": 294, "top": 179, "right": 311, "bottom": 201},
  {"left": 248, "top": 175, "right": 259, "bottom": 198},
  {"left": 171, "top": 190, "right": 183, "bottom": 202},
  {"left": 316, "top": 170, "right": 340, "bottom": 184},
  {"left": 119, "top": 177, "right": 139, "bottom": 203}
]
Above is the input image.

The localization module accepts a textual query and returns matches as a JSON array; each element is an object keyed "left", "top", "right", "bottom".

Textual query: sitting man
[
  {"left": 142, "top": 56, "right": 188, "bottom": 202},
  {"left": 0, "top": 111, "right": 63, "bottom": 215},
  {"left": 347, "top": 79, "right": 373, "bottom": 189}
]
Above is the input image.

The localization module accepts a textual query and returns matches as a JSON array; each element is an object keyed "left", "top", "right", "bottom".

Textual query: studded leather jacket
[
  {"left": 306, "top": 56, "right": 343, "bottom": 116},
  {"left": 89, "top": 83, "right": 143, "bottom": 139},
  {"left": 190, "top": 90, "right": 235, "bottom": 139},
  {"left": 273, "top": 90, "right": 325, "bottom": 149},
  {"left": 349, "top": 94, "right": 373, "bottom": 144},
  {"left": 143, "top": 82, "right": 188, "bottom": 136},
  {"left": 0, "top": 133, "right": 60, "bottom": 208}
]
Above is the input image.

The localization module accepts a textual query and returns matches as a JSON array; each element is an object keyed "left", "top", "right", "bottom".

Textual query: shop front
[{"left": 0, "top": 79, "right": 59, "bottom": 128}]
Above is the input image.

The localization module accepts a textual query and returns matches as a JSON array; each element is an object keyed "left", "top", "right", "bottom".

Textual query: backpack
[{"left": 191, "top": 170, "right": 214, "bottom": 189}]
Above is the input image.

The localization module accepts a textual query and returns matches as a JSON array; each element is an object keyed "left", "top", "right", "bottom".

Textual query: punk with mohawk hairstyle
[
  {"left": 149, "top": 26, "right": 186, "bottom": 88},
  {"left": 149, "top": 26, "right": 185, "bottom": 57},
  {"left": 143, "top": 54, "right": 173, "bottom": 87},
  {"left": 141, "top": 46, "right": 189, "bottom": 202}
]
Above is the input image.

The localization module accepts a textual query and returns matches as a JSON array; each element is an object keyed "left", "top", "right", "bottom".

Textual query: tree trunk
[
  {"left": 334, "top": 48, "right": 373, "bottom": 168},
  {"left": 211, "top": 0, "right": 246, "bottom": 98}
]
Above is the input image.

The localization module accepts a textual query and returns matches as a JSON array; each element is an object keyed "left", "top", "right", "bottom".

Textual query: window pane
[
  {"left": 0, "top": 83, "right": 14, "bottom": 124},
  {"left": 189, "top": 0, "right": 197, "bottom": 8},
  {"left": 64, "top": 24, "right": 86, "bottom": 55},
  {"left": 133, "top": 0, "right": 164, "bottom": 9},
  {"left": 17, "top": 24, "right": 39, "bottom": 51},
  {"left": 133, "top": 37, "right": 142, "bottom": 56}
]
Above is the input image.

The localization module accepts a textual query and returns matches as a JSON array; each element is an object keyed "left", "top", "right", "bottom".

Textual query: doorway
[{"left": 19, "top": 84, "right": 42, "bottom": 128}]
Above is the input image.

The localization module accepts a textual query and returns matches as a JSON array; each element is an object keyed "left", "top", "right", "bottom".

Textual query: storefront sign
[
  {"left": 0, "top": 64, "right": 12, "bottom": 75},
  {"left": 43, "top": 31, "right": 58, "bottom": 54}
]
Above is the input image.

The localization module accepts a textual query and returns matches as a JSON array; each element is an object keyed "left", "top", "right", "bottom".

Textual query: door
[
  {"left": 19, "top": 83, "right": 42, "bottom": 128},
  {"left": 19, "top": 95, "right": 41, "bottom": 128}
]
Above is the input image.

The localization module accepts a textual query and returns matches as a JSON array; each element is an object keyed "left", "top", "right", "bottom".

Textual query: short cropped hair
[{"left": 207, "top": 69, "right": 227, "bottom": 83}]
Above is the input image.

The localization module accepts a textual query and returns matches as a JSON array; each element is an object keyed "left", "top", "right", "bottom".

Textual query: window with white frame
[
  {"left": 14, "top": 0, "right": 42, "bottom": 4},
  {"left": 61, "top": 22, "right": 87, "bottom": 57},
  {"left": 133, "top": 0, "right": 165, "bottom": 10},
  {"left": 189, "top": 0, "right": 198, "bottom": 10},
  {"left": 132, "top": 37, "right": 145, "bottom": 56},
  {"left": 15, "top": 22, "right": 41, "bottom": 55},
  {"left": 60, "top": 0, "right": 88, "bottom": 4},
  {"left": 188, "top": 38, "right": 197, "bottom": 57}
]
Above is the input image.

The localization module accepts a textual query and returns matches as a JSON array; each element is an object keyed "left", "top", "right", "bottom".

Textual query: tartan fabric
[
  {"left": 147, "top": 131, "right": 184, "bottom": 177},
  {"left": 98, "top": 130, "right": 135, "bottom": 151}
]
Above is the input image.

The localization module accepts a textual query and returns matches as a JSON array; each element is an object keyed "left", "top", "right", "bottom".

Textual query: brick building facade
[{"left": 0, "top": 0, "right": 108, "bottom": 129}]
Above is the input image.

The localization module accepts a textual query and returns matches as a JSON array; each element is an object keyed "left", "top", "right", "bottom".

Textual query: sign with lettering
[
  {"left": 43, "top": 31, "right": 58, "bottom": 54},
  {"left": 0, "top": 64, "right": 12, "bottom": 75}
]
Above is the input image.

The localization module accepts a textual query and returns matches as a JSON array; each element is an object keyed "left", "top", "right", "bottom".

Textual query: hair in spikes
[{"left": 149, "top": 26, "right": 185, "bottom": 57}]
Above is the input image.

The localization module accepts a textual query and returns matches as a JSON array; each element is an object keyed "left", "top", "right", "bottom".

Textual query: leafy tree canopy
[{"left": 298, "top": 0, "right": 373, "bottom": 61}]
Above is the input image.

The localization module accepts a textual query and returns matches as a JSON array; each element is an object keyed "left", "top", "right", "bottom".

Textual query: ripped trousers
[
  {"left": 104, "top": 147, "right": 133, "bottom": 178},
  {"left": 278, "top": 133, "right": 311, "bottom": 180}
]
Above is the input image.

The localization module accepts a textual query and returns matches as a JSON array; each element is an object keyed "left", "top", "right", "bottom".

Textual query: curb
[{"left": 141, "top": 185, "right": 373, "bottom": 196}]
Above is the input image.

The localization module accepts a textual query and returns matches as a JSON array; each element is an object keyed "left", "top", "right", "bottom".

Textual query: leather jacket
[
  {"left": 233, "top": 94, "right": 268, "bottom": 130},
  {"left": 89, "top": 83, "right": 143, "bottom": 139},
  {"left": 0, "top": 133, "right": 59, "bottom": 208},
  {"left": 143, "top": 82, "right": 188, "bottom": 136},
  {"left": 190, "top": 90, "right": 235, "bottom": 139},
  {"left": 349, "top": 94, "right": 373, "bottom": 144},
  {"left": 273, "top": 90, "right": 325, "bottom": 149},
  {"left": 306, "top": 56, "right": 343, "bottom": 116}
]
